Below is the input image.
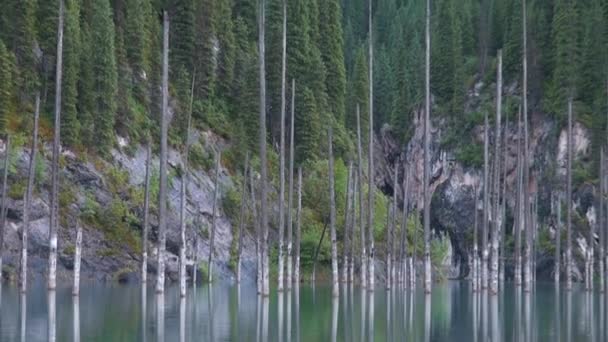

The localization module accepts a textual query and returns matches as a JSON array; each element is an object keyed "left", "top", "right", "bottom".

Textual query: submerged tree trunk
[
  {"left": 20, "top": 94, "right": 40, "bottom": 293},
  {"left": 400, "top": 165, "right": 410, "bottom": 287},
  {"left": 490, "top": 50, "right": 502, "bottom": 295},
  {"left": 208, "top": 152, "right": 221, "bottom": 284},
  {"left": 356, "top": 105, "right": 366, "bottom": 287},
  {"left": 555, "top": 193, "right": 562, "bottom": 285},
  {"left": 328, "top": 128, "right": 339, "bottom": 297},
  {"left": 294, "top": 168, "right": 302, "bottom": 284},
  {"left": 0, "top": 136, "right": 10, "bottom": 281},
  {"left": 482, "top": 109, "right": 490, "bottom": 291},
  {"left": 472, "top": 185, "right": 479, "bottom": 293},
  {"left": 423, "top": 0, "right": 432, "bottom": 294},
  {"left": 179, "top": 77, "right": 194, "bottom": 297},
  {"left": 142, "top": 144, "right": 151, "bottom": 284},
  {"left": 349, "top": 171, "right": 357, "bottom": 283},
  {"left": 258, "top": 0, "right": 270, "bottom": 297},
  {"left": 515, "top": 106, "right": 523, "bottom": 287},
  {"left": 48, "top": 0, "right": 65, "bottom": 291},
  {"left": 566, "top": 99, "right": 573, "bottom": 291},
  {"left": 367, "top": 0, "right": 375, "bottom": 291},
  {"left": 72, "top": 219, "right": 82, "bottom": 296},
  {"left": 600, "top": 149, "right": 605, "bottom": 292},
  {"left": 156, "top": 11, "right": 170, "bottom": 294},
  {"left": 343, "top": 162, "right": 353, "bottom": 283},
  {"left": 277, "top": 0, "right": 287, "bottom": 293},
  {"left": 236, "top": 155, "right": 250, "bottom": 284},
  {"left": 250, "top": 167, "right": 262, "bottom": 292},
  {"left": 286, "top": 79, "right": 295, "bottom": 289}
]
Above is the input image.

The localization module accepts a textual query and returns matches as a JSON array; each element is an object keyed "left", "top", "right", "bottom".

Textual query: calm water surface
[{"left": 0, "top": 281, "right": 606, "bottom": 341}]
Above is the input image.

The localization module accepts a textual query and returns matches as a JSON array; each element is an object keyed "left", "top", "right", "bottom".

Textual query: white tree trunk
[
  {"left": 142, "top": 144, "right": 151, "bottom": 284},
  {"left": 48, "top": 0, "right": 65, "bottom": 291},
  {"left": 286, "top": 79, "right": 295, "bottom": 290},
  {"left": 566, "top": 99, "right": 573, "bottom": 291},
  {"left": 423, "top": 0, "right": 432, "bottom": 294},
  {"left": 277, "top": 0, "right": 287, "bottom": 293},
  {"left": 328, "top": 128, "right": 339, "bottom": 298},
  {"left": 250, "top": 168, "right": 262, "bottom": 292},
  {"left": 208, "top": 152, "right": 221, "bottom": 284},
  {"left": 236, "top": 155, "right": 249, "bottom": 284},
  {"left": 482, "top": 109, "right": 489, "bottom": 291},
  {"left": 342, "top": 163, "right": 353, "bottom": 283},
  {"left": 156, "top": 11, "right": 170, "bottom": 294},
  {"left": 490, "top": 50, "right": 502, "bottom": 295},
  {"left": 349, "top": 172, "right": 357, "bottom": 284},
  {"left": 400, "top": 166, "right": 410, "bottom": 288},
  {"left": 20, "top": 94, "right": 40, "bottom": 293},
  {"left": 294, "top": 168, "right": 302, "bottom": 284},
  {"left": 599, "top": 151, "right": 605, "bottom": 292},
  {"left": 258, "top": 0, "right": 270, "bottom": 297},
  {"left": 367, "top": 0, "right": 375, "bottom": 292},
  {"left": 555, "top": 193, "right": 562, "bottom": 285},
  {"left": 515, "top": 106, "right": 523, "bottom": 287},
  {"left": 72, "top": 222, "right": 82, "bottom": 296},
  {"left": 355, "top": 105, "right": 366, "bottom": 287},
  {"left": 0, "top": 136, "right": 10, "bottom": 281}
]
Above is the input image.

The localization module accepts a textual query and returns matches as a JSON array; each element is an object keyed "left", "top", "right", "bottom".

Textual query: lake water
[{"left": 0, "top": 281, "right": 605, "bottom": 341}]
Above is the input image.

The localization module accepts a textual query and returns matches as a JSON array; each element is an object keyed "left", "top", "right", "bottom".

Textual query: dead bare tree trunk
[
  {"left": 522, "top": 0, "right": 533, "bottom": 294},
  {"left": 287, "top": 79, "right": 295, "bottom": 289},
  {"left": 0, "top": 136, "right": 10, "bottom": 281},
  {"left": 356, "top": 105, "right": 367, "bottom": 287},
  {"left": 343, "top": 162, "right": 353, "bottom": 283},
  {"left": 294, "top": 167, "right": 302, "bottom": 284},
  {"left": 208, "top": 151, "right": 221, "bottom": 284},
  {"left": 500, "top": 107, "right": 508, "bottom": 284},
  {"left": 258, "top": 0, "right": 270, "bottom": 297},
  {"left": 482, "top": 109, "right": 490, "bottom": 291},
  {"left": 48, "top": 0, "right": 65, "bottom": 291},
  {"left": 20, "top": 94, "right": 40, "bottom": 293},
  {"left": 566, "top": 98, "right": 573, "bottom": 291},
  {"left": 328, "top": 128, "right": 339, "bottom": 297},
  {"left": 179, "top": 76, "right": 195, "bottom": 297},
  {"left": 400, "top": 165, "right": 410, "bottom": 287},
  {"left": 277, "top": 0, "right": 287, "bottom": 293},
  {"left": 156, "top": 11, "right": 170, "bottom": 294},
  {"left": 72, "top": 219, "right": 82, "bottom": 296},
  {"left": 250, "top": 167, "right": 262, "bottom": 292},
  {"left": 367, "top": 0, "right": 375, "bottom": 291},
  {"left": 555, "top": 192, "right": 562, "bottom": 285},
  {"left": 142, "top": 143, "right": 151, "bottom": 284},
  {"left": 423, "top": 0, "right": 432, "bottom": 294},
  {"left": 236, "top": 154, "right": 250, "bottom": 284},
  {"left": 388, "top": 163, "right": 398, "bottom": 288},
  {"left": 490, "top": 50, "right": 502, "bottom": 295},
  {"left": 515, "top": 106, "right": 523, "bottom": 287},
  {"left": 472, "top": 185, "right": 479, "bottom": 293},
  {"left": 349, "top": 171, "right": 357, "bottom": 283},
  {"left": 600, "top": 148, "right": 605, "bottom": 292}
]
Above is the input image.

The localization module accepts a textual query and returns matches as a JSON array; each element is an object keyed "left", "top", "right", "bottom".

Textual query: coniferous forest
[{"left": 2, "top": 0, "right": 608, "bottom": 341}]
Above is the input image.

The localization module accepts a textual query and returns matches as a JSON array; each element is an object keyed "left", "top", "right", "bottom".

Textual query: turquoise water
[{"left": 0, "top": 281, "right": 605, "bottom": 341}]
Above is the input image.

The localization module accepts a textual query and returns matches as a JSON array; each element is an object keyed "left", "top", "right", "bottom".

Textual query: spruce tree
[
  {"left": 90, "top": 0, "right": 118, "bottom": 155},
  {"left": 13, "top": 0, "right": 39, "bottom": 96},
  {"left": 319, "top": 0, "right": 347, "bottom": 123},
  {"left": 62, "top": 0, "right": 81, "bottom": 147},
  {"left": 77, "top": 21, "right": 94, "bottom": 147},
  {"left": 0, "top": 40, "right": 13, "bottom": 132},
  {"left": 216, "top": 0, "right": 236, "bottom": 101},
  {"left": 125, "top": 0, "right": 152, "bottom": 103},
  {"left": 172, "top": 0, "right": 195, "bottom": 75},
  {"left": 295, "top": 87, "right": 320, "bottom": 164},
  {"left": 347, "top": 47, "right": 369, "bottom": 138},
  {"left": 194, "top": 0, "right": 216, "bottom": 99}
]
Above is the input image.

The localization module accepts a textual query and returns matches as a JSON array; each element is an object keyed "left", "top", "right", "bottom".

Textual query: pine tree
[
  {"left": 216, "top": 0, "right": 236, "bottom": 101},
  {"left": 431, "top": 0, "right": 455, "bottom": 104},
  {"left": 0, "top": 40, "right": 14, "bottom": 132},
  {"left": 90, "top": 0, "right": 118, "bottom": 155},
  {"left": 77, "top": 21, "right": 94, "bottom": 147},
  {"left": 319, "top": 0, "right": 347, "bottom": 123},
  {"left": 347, "top": 47, "right": 369, "bottom": 138},
  {"left": 125, "top": 0, "right": 152, "bottom": 102},
  {"left": 266, "top": 0, "right": 285, "bottom": 140},
  {"left": 62, "top": 0, "right": 81, "bottom": 147},
  {"left": 374, "top": 47, "right": 395, "bottom": 129},
  {"left": 295, "top": 87, "right": 320, "bottom": 164},
  {"left": 194, "top": 0, "right": 216, "bottom": 99},
  {"left": 13, "top": 0, "right": 39, "bottom": 96},
  {"left": 172, "top": 0, "right": 195, "bottom": 75}
]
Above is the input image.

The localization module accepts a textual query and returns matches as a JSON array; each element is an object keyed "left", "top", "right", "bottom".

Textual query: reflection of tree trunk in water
[
  {"left": 255, "top": 295, "right": 261, "bottom": 342},
  {"left": 360, "top": 287, "right": 366, "bottom": 341},
  {"left": 48, "top": 291, "right": 56, "bottom": 342},
  {"left": 490, "top": 295, "right": 499, "bottom": 342},
  {"left": 312, "top": 222, "right": 328, "bottom": 284},
  {"left": 287, "top": 288, "right": 292, "bottom": 342},
  {"left": 554, "top": 286, "right": 560, "bottom": 342},
  {"left": 524, "top": 292, "right": 531, "bottom": 342},
  {"left": 262, "top": 297, "right": 269, "bottom": 342},
  {"left": 208, "top": 286, "right": 214, "bottom": 341},
  {"left": 295, "top": 284, "right": 301, "bottom": 342},
  {"left": 141, "top": 286, "right": 147, "bottom": 342},
  {"left": 73, "top": 297, "right": 80, "bottom": 342},
  {"left": 156, "top": 294, "right": 165, "bottom": 342},
  {"left": 179, "top": 297, "right": 186, "bottom": 342},
  {"left": 424, "top": 295, "right": 431, "bottom": 342},
  {"left": 472, "top": 290, "right": 478, "bottom": 342},
  {"left": 367, "top": 292, "right": 375, "bottom": 342},
  {"left": 566, "top": 291, "right": 572, "bottom": 342},
  {"left": 20, "top": 293, "right": 26, "bottom": 342},
  {"left": 481, "top": 292, "right": 488, "bottom": 341},
  {"left": 331, "top": 296, "right": 339, "bottom": 342},
  {"left": 386, "top": 290, "right": 392, "bottom": 341},
  {"left": 278, "top": 292, "right": 284, "bottom": 342},
  {"left": 588, "top": 293, "right": 596, "bottom": 341}
]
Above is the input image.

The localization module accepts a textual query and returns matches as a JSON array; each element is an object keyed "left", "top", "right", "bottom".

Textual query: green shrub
[
  {"left": 8, "top": 179, "right": 25, "bottom": 200},
  {"left": 198, "top": 261, "right": 210, "bottom": 283},
  {"left": 63, "top": 244, "right": 75, "bottom": 256}
]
